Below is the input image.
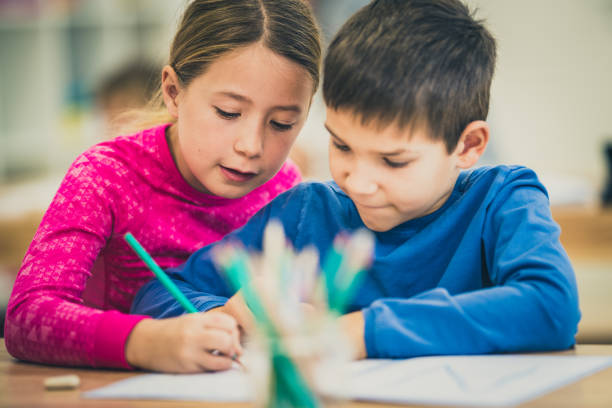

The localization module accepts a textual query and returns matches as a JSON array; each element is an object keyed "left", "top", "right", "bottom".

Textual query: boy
[{"left": 132, "top": 0, "right": 579, "bottom": 360}]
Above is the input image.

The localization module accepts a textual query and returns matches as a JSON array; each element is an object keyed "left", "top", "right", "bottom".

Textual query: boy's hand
[
  {"left": 216, "top": 295, "right": 318, "bottom": 339},
  {"left": 214, "top": 291, "right": 255, "bottom": 336},
  {"left": 337, "top": 311, "right": 367, "bottom": 360},
  {"left": 125, "top": 311, "right": 242, "bottom": 373}
]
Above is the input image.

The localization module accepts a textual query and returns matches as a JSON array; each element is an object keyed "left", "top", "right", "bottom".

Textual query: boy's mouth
[
  {"left": 219, "top": 165, "right": 258, "bottom": 182},
  {"left": 354, "top": 201, "right": 387, "bottom": 210}
]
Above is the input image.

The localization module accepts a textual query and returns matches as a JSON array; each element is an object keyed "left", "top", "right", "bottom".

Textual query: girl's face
[{"left": 163, "top": 42, "right": 313, "bottom": 198}]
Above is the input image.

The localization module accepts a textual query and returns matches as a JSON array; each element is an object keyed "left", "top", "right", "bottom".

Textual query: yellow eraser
[{"left": 44, "top": 374, "right": 80, "bottom": 390}]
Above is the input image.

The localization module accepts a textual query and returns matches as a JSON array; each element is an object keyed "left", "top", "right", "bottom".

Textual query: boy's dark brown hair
[{"left": 323, "top": 0, "right": 496, "bottom": 152}]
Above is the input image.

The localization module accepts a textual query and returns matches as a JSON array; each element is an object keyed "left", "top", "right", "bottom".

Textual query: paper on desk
[
  {"left": 83, "top": 355, "right": 612, "bottom": 406},
  {"left": 84, "top": 368, "right": 253, "bottom": 402},
  {"left": 338, "top": 355, "right": 612, "bottom": 407}
]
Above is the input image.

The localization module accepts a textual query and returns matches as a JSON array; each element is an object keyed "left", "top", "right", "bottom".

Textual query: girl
[{"left": 4, "top": 0, "right": 321, "bottom": 373}]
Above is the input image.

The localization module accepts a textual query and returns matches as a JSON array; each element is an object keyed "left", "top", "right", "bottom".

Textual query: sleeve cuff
[
  {"left": 362, "top": 306, "right": 378, "bottom": 358},
  {"left": 192, "top": 296, "right": 228, "bottom": 312},
  {"left": 93, "top": 311, "right": 151, "bottom": 369}
]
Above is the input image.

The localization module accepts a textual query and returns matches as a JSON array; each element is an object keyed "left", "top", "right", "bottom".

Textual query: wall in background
[
  {"left": 471, "top": 0, "right": 612, "bottom": 203},
  {"left": 1, "top": 0, "right": 611, "bottom": 205}
]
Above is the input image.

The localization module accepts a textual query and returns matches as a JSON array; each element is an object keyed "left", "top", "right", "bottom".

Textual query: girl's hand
[{"left": 125, "top": 311, "right": 242, "bottom": 373}]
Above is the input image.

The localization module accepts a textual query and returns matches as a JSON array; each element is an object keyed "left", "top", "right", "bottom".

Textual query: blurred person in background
[{"left": 96, "top": 61, "right": 160, "bottom": 138}]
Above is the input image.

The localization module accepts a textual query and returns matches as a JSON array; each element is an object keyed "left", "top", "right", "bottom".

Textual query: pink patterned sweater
[{"left": 4, "top": 123, "right": 300, "bottom": 368}]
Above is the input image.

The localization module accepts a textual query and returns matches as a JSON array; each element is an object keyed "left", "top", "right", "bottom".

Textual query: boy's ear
[
  {"left": 161, "top": 65, "right": 182, "bottom": 118},
  {"left": 454, "top": 120, "right": 489, "bottom": 169}
]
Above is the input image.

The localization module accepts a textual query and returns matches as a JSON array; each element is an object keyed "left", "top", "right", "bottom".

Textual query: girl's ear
[
  {"left": 161, "top": 65, "right": 182, "bottom": 118},
  {"left": 453, "top": 120, "right": 489, "bottom": 169}
]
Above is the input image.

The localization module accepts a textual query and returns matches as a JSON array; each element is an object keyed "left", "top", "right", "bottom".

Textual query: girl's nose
[{"left": 234, "top": 123, "right": 264, "bottom": 158}]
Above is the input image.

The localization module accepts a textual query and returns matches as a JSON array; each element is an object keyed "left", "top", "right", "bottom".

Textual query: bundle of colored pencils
[{"left": 213, "top": 220, "right": 374, "bottom": 408}]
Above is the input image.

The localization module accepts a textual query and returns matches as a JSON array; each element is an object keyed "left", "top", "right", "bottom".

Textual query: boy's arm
[
  {"left": 358, "top": 169, "right": 580, "bottom": 358},
  {"left": 338, "top": 311, "right": 367, "bottom": 359},
  {"left": 130, "top": 184, "right": 309, "bottom": 318},
  {"left": 130, "top": 249, "right": 236, "bottom": 318},
  {"left": 130, "top": 218, "right": 267, "bottom": 318}
]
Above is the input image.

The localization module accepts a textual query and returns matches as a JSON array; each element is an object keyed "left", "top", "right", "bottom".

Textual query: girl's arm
[{"left": 4, "top": 156, "right": 147, "bottom": 368}]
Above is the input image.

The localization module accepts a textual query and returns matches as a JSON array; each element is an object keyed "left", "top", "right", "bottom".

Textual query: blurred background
[{"left": 1, "top": 0, "right": 611, "bottom": 341}]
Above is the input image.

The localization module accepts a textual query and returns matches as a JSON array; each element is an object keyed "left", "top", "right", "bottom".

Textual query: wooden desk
[
  {"left": 552, "top": 207, "right": 612, "bottom": 263},
  {"left": 2, "top": 343, "right": 612, "bottom": 408},
  {"left": 551, "top": 207, "right": 612, "bottom": 344}
]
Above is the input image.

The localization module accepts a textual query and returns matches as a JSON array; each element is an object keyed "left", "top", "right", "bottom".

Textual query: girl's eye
[
  {"left": 383, "top": 157, "right": 409, "bottom": 168},
  {"left": 271, "top": 121, "right": 294, "bottom": 131},
  {"left": 332, "top": 141, "right": 350, "bottom": 152},
  {"left": 215, "top": 107, "right": 240, "bottom": 119}
]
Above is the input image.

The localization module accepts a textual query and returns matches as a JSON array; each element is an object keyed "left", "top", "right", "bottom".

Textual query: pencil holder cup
[
  {"left": 212, "top": 221, "right": 375, "bottom": 407},
  {"left": 249, "top": 321, "right": 351, "bottom": 408}
]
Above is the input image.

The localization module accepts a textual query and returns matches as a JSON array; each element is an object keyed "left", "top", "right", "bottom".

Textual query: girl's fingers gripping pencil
[{"left": 124, "top": 232, "right": 240, "bottom": 362}]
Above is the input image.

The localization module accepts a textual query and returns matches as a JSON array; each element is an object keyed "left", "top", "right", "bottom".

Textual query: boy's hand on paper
[
  {"left": 125, "top": 312, "right": 242, "bottom": 373},
  {"left": 338, "top": 311, "right": 367, "bottom": 360},
  {"left": 299, "top": 302, "right": 316, "bottom": 319},
  {"left": 214, "top": 291, "right": 255, "bottom": 338}
]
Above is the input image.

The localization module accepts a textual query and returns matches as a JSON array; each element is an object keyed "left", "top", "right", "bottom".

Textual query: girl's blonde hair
[{"left": 113, "top": 0, "right": 322, "bottom": 136}]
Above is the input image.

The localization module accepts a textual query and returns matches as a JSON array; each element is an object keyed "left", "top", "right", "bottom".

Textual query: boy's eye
[
  {"left": 270, "top": 120, "right": 294, "bottom": 131},
  {"left": 215, "top": 107, "right": 240, "bottom": 119},
  {"left": 332, "top": 141, "right": 350, "bottom": 152},
  {"left": 383, "top": 157, "right": 409, "bottom": 168}
]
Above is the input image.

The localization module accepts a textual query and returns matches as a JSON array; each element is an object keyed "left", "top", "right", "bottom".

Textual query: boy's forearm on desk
[{"left": 338, "top": 311, "right": 367, "bottom": 360}]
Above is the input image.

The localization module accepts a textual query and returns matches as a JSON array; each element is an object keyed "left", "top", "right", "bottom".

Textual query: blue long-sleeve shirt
[{"left": 131, "top": 165, "right": 580, "bottom": 358}]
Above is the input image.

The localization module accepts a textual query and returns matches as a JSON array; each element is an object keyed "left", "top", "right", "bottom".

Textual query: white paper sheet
[
  {"left": 337, "top": 355, "right": 612, "bottom": 406},
  {"left": 83, "top": 355, "right": 612, "bottom": 406},
  {"left": 84, "top": 368, "right": 253, "bottom": 402}
]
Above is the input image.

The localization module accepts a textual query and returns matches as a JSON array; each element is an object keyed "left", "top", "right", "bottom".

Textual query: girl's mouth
[{"left": 220, "top": 165, "right": 258, "bottom": 182}]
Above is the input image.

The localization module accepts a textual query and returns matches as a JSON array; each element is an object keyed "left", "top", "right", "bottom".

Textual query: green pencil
[{"left": 124, "top": 232, "right": 198, "bottom": 314}]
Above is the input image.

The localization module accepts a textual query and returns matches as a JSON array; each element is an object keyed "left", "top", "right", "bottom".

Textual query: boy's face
[{"left": 326, "top": 108, "right": 461, "bottom": 232}]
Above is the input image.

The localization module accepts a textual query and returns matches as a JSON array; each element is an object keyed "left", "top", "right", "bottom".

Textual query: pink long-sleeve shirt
[{"left": 4, "top": 123, "right": 300, "bottom": 368}]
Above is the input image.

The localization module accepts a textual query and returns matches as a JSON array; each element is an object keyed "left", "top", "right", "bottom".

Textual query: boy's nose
[
  {"left": 345, "top": 166, "right": 377, "bottom": 196},
  {"left": 234, "top": 123, "right": 264, "bottom": 158}
]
